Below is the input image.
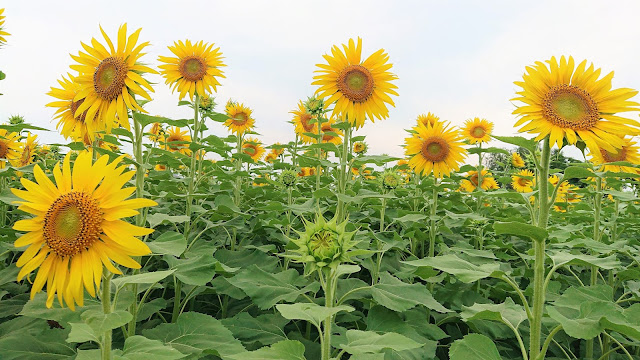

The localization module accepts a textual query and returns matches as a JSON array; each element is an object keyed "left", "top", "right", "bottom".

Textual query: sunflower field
[{"left": 2, "top": 9, "right": 640, "bottom": 360}]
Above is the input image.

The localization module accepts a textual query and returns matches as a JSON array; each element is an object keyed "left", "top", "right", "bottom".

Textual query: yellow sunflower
[
  {"left": 553, "top": 183, "right": 582, "bottom": 212},
  {"left": 353, "top": 141, "right": 367, "bottom": 154},
  {"left": 290, "top": 101, "right": 318, "bottom": 144},
  {"left": 404, "top": 121, "right": 467, "bottom": 178},
  {"left": 161, "top": 127, "right": 192, "bottom": 156},
  {"left": 321, "top": 118, "right": 343, "bottom": 145},
  {"left": 0, "top": 129, "right": 20, "bottom": 168},
  {"left": 242, "top": 138, "right": 265, "bottom": 162},
  {"left": 463, "top": 117, "right": 493, "bottom": 144},
  {"left": 224, "top": 102, "right": 255, "bottom": 135},
  {"left": 0, "top": 8, "right": 10, "bottom": 45},
  {"left": 264, "top": 152, "right": 278, "bottom": 163},
  {"left": 589, "top": 136, "right": 640, "bottom": 174},
  {"left": 313, "top": 37, "right": 398, "bottom": 129},
  {"left": 271, "top": 143, "right": 285, "bottom": 156},
  {"left": 11, "top": 151, "right": 156, "bottom": 309},
  {"left": 12, "top": 133, "right": 38, "bottom": 168},
  {"left": 148, "top": 122, "right": 163, "bottom": 142},
  {"left": 70, "top": 24, "right": 156, "bottom": 133},
  {"left": 513, "top": 55, "right": 640, "bottom": 152},
  {"left": 460, "top": 169, "right": 499, "bottom": 192},
  {"left": 417, "top": 113, "right": 440, "bottom": 127},
  {"left": 46, "top": 74, "right": 97, "bottom": 141},
  {"left": 299, "top": 167, "right": 316, "bottom": 177},
  {"left": 511, "top": 152, "right": 525, "bottom": 168},
  {"left": 512, "top": 169, "right": 535, "bottom": 193},
  {"left": 158, "top": 40, "right": 225, "bottom": 100}
]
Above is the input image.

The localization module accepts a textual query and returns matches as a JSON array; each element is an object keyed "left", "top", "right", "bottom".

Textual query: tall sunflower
[
  {"left": 46, "top": 74, "right": 96, "bottom": 141},
  {"left": 0, "top": 8, "right": 9, "bottom": 45},
  {"left": 513, "top": 56, "right": 640, "bottom": 152},
  {"left": 404, "top": 121, "right": 467, "bottom": 178},
  {"left": 512, "top": 169, "right": 535, "bottom": 193},
  {"left": 158, "top": 40, "right": 226, "bottom": 100},
  {"left": 589, "top": 136, "right": 640, "bottom": 174},
  {"left": 321, "top": 118, "right": 343, "bottom": 145},
  {"left": 463, "top": 117, "right": 493, "bottom": 144},
  {"left": 0, "top": 129, "right": 20, "bottom": 168},
  {"left": 460, "top": 169, "right": 499, "bottom": 192},
  {"left": 511, "top": 152, "right": 525, "bottom": 168},
  {"left": 11, "top": 133, "right": 38, "bottom": 168},
  {"left": 417, "top": 113, "right": 440, "bottom": 127},
  {"left": 242, "top": 138, "right": 265, "bottom": 162},
  {"left": 70, "top": 24, "right": 156, "bottom": 133},
  {"left": 313, "top": 37, "right": 398, "bottom": 129},
  {"left": 161, "top": 127, "right": 192, "bottom": 156},
  {"left": 291, "top": 101, "right": 318, "bottom": 144},
  {"left": 224, "top": 102, "right": 255, "bottom": 135},
  {"left": 12, "top": 151, "right": 156, "bottom": 309}
]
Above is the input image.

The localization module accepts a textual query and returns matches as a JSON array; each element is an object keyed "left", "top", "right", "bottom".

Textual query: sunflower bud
[
  {"left": 199, "top": 94, "right": 215, "bottom": 111},
  {"left": 279, "top": 169, "right": 298, "bottom": 187},
  {"left": 380, "top": 170, "right": 402, "bottom": 190},
  {"left": 304, "top": 96, "right": 325, "bottom": 116}
]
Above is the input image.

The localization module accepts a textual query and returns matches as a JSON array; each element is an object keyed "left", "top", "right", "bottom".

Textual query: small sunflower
[
  {"left": 404, "top": 121, "right": 467, "bottom": 178},
  {"left": 511, "top": 152, "right": 525, "bottom": 168},
  {"left": 417, "top": 113, "right": 440, "bottom": 127},
  {"left": 0, "top": 8, "right": 9, "bottom": 45},
  {"left": 158, "top": 40, "right": 225, "bottom": 100},
  {"left": 321, "top": 118, "right": 343, "bottom": 145},
  {"left": 588, "top": 136, "right": 640, "bottom": 174},
  {"left": 70, "top": 24, "right": 156, "bottom": 133},
  {"left": 0, "top": 129, "right": 20, "bottom": 168},
  {"left": 224, "top": 102, "right": 255, "bottom": 135},
  {"left": 271, "top": 144, "right": 285, "bottom": 156},
  {"left": 313, "top": 37, "right": 398, "bottom": 129},
  {"left": 299, "top": 167, "right": 315, "bottom": 177},
  {"left": 264, "top": 151, "right": 278, "bottom": 163},
  {"left": 460, "top": 169, "right": 499, "bottom": 192},
  {"left": 12, "top": 151, "right": 156, "bottom": 309},
  {"left": 353, "top": 141, "right": 367, "bottom": 154},
  {"left": 12, "top": 133, "right": 39, "bottom": 168},
  {"left": 291, "top": 101, "right": 318, "bottom": 144},
  {"left": 161, "top": 127, "right": 192, "bottom": 156},
  {"left": 148, "top": 122, "right": 163, "bottom": 142},
  {"left": 46, "top": 74, "right": 96, "bottom": 141},
  {"left": 242, "top": 138, "right": 265, "bottom": 162},
  {"left": 512, "top": 169, "right": 535, "bottom": 193},
  {"left": 513, "top": 56, "right": 640, "bottom": 152},
  {"left": 463, "top": 118, "right": 493, "bottom": 144}
]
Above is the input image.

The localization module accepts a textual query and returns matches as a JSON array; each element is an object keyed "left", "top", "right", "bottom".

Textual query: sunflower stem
[
  {"left": 315, "top": 116, "right": 323, "bottom": 197},
  {"left": 231, "top": 133, "right": 243, "bottom": 251},
  {"left": 530, "top": 137, "right": 550, "bottom": 360},
  {"left": 320, "top": 268, "right": 337, "bottom": 360},
  {"left": 586, "top": 176, "right": 603, "bottom": 359},
  {"left": 292, "top": 134, "right": 299, "bottom": 168},
  {"left": 373, "top": 196, "right": 387, "bottom": 285},
  {"left": 336, "top": 122, "right": 351, "bottom": 222},
  {"left": 101, "top": 270, "right": 114, "bottom": 360}
]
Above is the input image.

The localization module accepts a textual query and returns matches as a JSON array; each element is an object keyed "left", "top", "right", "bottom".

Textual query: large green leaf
[
  {"left": 143, "top": 312, "right": 246, "bottom": 359},
  {"left": 339, "top": 330, "right": 422, "bottom": 354},
  {"left": 275, "top": 303, "right": 354, "bottom": 329},
  {"left": 449, "top": 333, "right": 501, "bottom": 360},
  {"left": 147, "top": 232, "right": 187, "bottom": 257},
  {"left": 492, "top": 135, "right": 537, "bottom": 154},
  {"left": 371, "top": 272, "right": 448, "bottom": 313},
  {"left": 111, "top": 270, "right": 176, "bottom": 288},
  {"left": 494, "top": 221, "right": 548, "bottom": 242},
  {"left": 403, "top": 254, "right": 504, "bottom": 283},
  {"left": 461, "top": 298, "right": 527, "bottom": 331},
  {"left": 227, "top": 340, "right": 306, "bottom": 360},
  {"left": 114, "top": 335, "right": 185, "bottom": 360},
  {"left": 548, "top": 252, "right": 620, "bottom": 270},
  {"left": 165, "top": 254, "right": 217, "bottom": 286},
  {"left": 221, "top": 312, "right": 289, "bottom": 346},
  {"left": 0, "top": 331, "right": 76, "bottom": 359}
]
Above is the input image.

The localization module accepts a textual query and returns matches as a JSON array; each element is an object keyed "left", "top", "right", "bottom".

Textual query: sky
[{"left": 2, "top": 0, "right": 640, "bottom": 160}]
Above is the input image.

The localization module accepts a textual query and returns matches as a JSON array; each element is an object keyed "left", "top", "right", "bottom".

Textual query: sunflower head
[
  {"left": 11, "top": 133, "right": 39, "bottom": 168},
  {"left": 511, "top": 152, "right": 525, "bottom": 168},
  {"left": 298, "top": 167, "right": 315, "bottom": 177},
  {"left": 0, "top": 8, "right": 9, "bottom": 45},
  {"left": 313, "top": 38, "right": 398, "bottom": 129},
  {"left": 279, "top": 169, "right": 298, "bottom": 188},
  {"left": 242, "top": 137, "right": 265, "bottom": 162},
  {"left": 321, "top": 118, "right": 343, "bottom": 145},
  {"left": 11, "top": 151, "right": 156, "bottom": 309},
  {"left": 264, "top": 152, "right": 277, "bottom": 163},
  {"left": 148, "top": 122, "right": 164, "bottom": 142},
  {"left": 513, "top": 56, "right": 640, "bottom": 152},
  {"left": 291, "top": 101, "right": 318, "bottom": 144},
  {"left": 0, "top": 129, "right": 21, "bottom": 168},
  {"left": 460, "top": 169, "right": 499, "bottom": 192},
  {"left": 463, "top": 118, "right": 493, "bottom": 144},
  {"left": 417, "top": 113, "right": 440, "bottom": 128},
  {"left": 511, "top": 169, "right": 535, "bottom": 193},
  {"left": 404, "top": 121, "right": 467, "bottom": 178},
  {"left": 158, "top": 40, "right": 226, "bottom": 100},
  {"left": 589, "top": 136, "right": 640, "bottom": 174},
  {"left": 161, "top": 127, "right": 192, "bottom": 155},
  {"left": 353, "top": 141, "right": 368, "bottom": 155},
  {"left": 224, "top": 102, "right": 255, "bottom": 135},
  {"left": 380, "top": 170, "right": 402, "bottom": 190}
]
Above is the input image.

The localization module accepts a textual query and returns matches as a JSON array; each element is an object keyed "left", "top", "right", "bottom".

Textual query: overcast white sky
[{"left": 1, "top": 0, "right": 640, "bottom": 160}]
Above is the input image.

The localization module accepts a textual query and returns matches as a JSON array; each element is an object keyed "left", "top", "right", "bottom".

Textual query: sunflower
[
  {"left": 148, "top": 122, "right": 163, "bottom": 142},
  {"left": 154, "top": 164, "right": 167, "bottom": 171},
  {"left": 158, "top": 40, "right": 225, "bottom": 100},
  {"left": 313, "top": 37, "right": 398, "bottom": 129},
  {"left": 404, "top": 121, "right": 467, "bottom": 178},
  {"left": 264, "top": 152, "right": 278, "bottom": 163},
  {"left": 553, "top": 182, "right": 582, "bottom": 212},
  {"left": 161, "top": 127, "right": 191, "bottom": 155},
  {"left": 12, "top": 133, "right": 39, "bottom": 168},
  {"left": 271, "top": 144, "right": 285, "bottom": 156},
  {"left": 463, "top": 118, "right": 493, "bottom": 144},
  {"left": 511, "top": 169, "right": 535, "bottom": 193},
  {"left": 46, "top": 74, "right": 97, "bottom": 141},
  {"left": 299, "top": 167, "right": 315, "bottom": 177},
  {"left": 0, "top": 8, "right": 9, "bottom": 45},
  {"left": 224, "top": 102, "right": 255, "bottom": 135},
  {"left": 70, "top": 24, "right": 156, "bottom": 134},
  {"left": 11, "top": 151, "right": 156, "bottom": 309},
  {"left": 417, "top": 113, "right": 440, "bottom": 127},
  {"left": 321, "top": 118, "right": 343, "bottom": 145},
  {"left": 588, "top": 136, "right": 640, "bottom": 174},
  {"left": 513, "top": 56, "right": 640, "bottom": 152},
  {"left": 511, "top": 152, "right": 525, "bottom": 168},
  {"left": 0, "top": 129, "right": 20, "bottom": 168},
  {"left": 291, "top": 101, "right": 318, "bottom": 144},
  {"left": 242, "top": 138, "right": 265, "bottom": 162},
  {"left": 353, "top": 141, "right": 367, "bottom": 154},
  {"left": 460, "top": 169, "right": 499, "bottom": 192}
]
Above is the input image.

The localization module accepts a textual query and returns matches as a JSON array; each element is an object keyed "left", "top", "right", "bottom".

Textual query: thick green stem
[
  {"left": 530, "top": 138, "right": 550, "bottom": 360},
  {"left": 429, "top": 181, "right": 439, "bottom": 260},
  {"left": 231, "top": 134, "right": 243, "bottom": 251},
  {"left": 321, "top": 269, "right": 336, "bottom": 360},
  {"left": 315, "top": 117, "right": 323, "bottom": 194},
  {"left": 602, "top": 199, "right": 619, "bottom": 360},
  {"left": 292, "top": 135, "right": 299, "bottom": 168},
  {"left": 586, "top": 176, "right": 603, "bottom": 359},
  {"left": 336, "top": 123, "right": 351, "bottom": 222},
  {"left": 373, "top": 197, "right": 387, "bottom": 284},
  {"left": 101, "top": 271, "right": 114, "bottom": 360}
]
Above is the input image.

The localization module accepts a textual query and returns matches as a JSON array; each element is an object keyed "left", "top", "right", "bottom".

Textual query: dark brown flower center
[
  {"left": 470, "top": 173, "right": 479, "bottom": 186},
  {"left": 243, "top": 143, "right": 258, "bottom": 156},
  {"left": 601, "top": 146, "right": 627, "bottom": 163},
  {"left": 93, "top": 57, "right": 128, "bottom": 101},
  {"left": 231, "top": 112, "right": 249, "bottom": 126},
  {"left": 179, "top": 56, "right": 207, "bottom": 82},
  {"left": 300, "top": 113, "right": 315, "bottom": 132},
  {"left": 543, "top": 84, "right": 599, "bottom": 130},
  {"left": 0, "top": 140, "right": 8, "bottom": 159},
  {"left": 421, "top": 137, "right": 449, "bottom": 162},
  {"left": 166, "top": 135, "right": 187, "bottom": 151},
  {"left": 517, "top": 177, "right": 530, "bottom": 187},
  {"left": 43, "top": 192, "right": 103, "bottom": 257},
  {"left": 321, "top": 123, "right": 338, "bottom": 142},
  {"left": 337, "top": 64, "right": 374, "bottom": 103}
]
